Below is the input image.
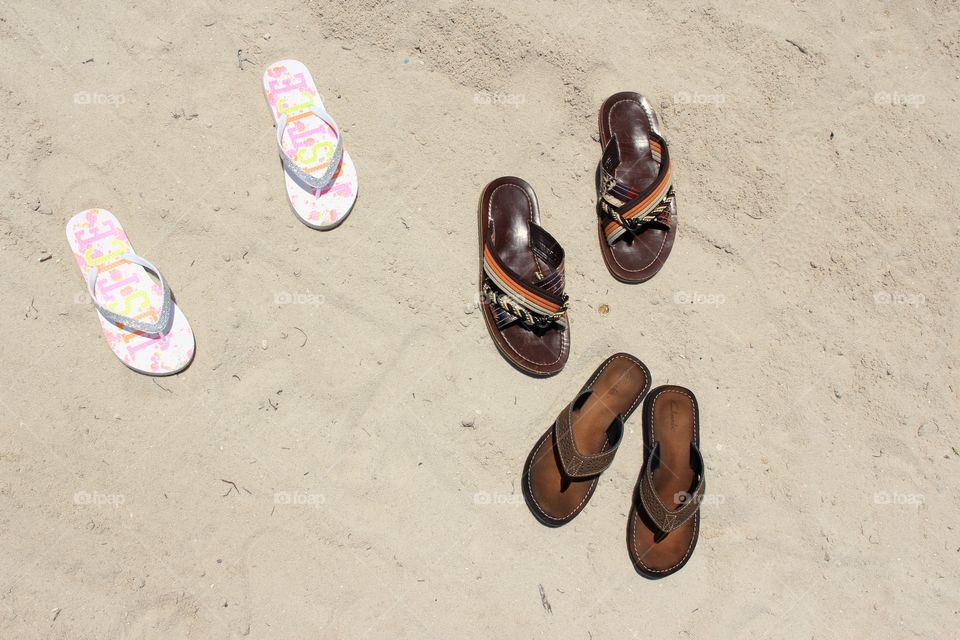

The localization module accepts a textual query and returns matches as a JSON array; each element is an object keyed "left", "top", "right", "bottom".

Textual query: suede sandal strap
[
  {"left": 638, "top": 441, "right": 705, "bottom": 537},
  {"left": 553, "top": 391, "right": 623, "bottom": 479}
]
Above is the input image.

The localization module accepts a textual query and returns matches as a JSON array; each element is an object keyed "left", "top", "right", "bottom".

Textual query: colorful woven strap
[
  {"left": 638, "top": 442, "right": 705, "bottom": 539},
  {"left": 598, "top": 133, "right": 674, "bottom": 245},
  {"left": 482, "top": 224, "right": 569, "bottom": 329},
  {"left": 553, "top": 391, "right": 623, "bottom": 479}
]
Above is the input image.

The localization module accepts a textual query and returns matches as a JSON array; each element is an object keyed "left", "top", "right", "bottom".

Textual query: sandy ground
[{"left": 1, "top": 0, "right": 958, "bottom": 638}]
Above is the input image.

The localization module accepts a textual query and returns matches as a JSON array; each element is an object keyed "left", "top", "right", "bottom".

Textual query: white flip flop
[
  {"left": 263, "top": 59, "right": 359, "bottom": 229},
  {"left": 66, "top": 209, "right": 195, "bottom": 375}
]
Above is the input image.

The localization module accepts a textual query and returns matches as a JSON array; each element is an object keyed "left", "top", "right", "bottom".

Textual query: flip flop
[
  {"left": 478, "top": 177, "right": 570, "bottom": 377},
  {"left": 522, "top": 354, "right": 650, "bottom": 526},
  {"left": 627, "top": 385, "right": 705, "bottom": 578},
  {"left": 595, "top": 92, "right": 677, "bottom": 284},
  {"left": 66, "top": 209, "right": 195, "bottom": 376},
  {"left": 263, "top": 59, "right": 358, "bottom": 229}
]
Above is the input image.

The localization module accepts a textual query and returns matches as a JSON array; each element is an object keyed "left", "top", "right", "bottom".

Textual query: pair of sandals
[
  {"left": 66, "top": 60, "right": 358, "bottom": 375},
  {"left": 479, "top": 92, "right": 676, "bottom": 376},
  {"left": 521, "top": 354, "right": 705, "bottom": 578}
]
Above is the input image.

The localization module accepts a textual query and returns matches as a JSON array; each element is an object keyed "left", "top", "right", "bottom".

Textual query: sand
[{"left": 1, "top": 0, "right": 958, "bottom": 637}]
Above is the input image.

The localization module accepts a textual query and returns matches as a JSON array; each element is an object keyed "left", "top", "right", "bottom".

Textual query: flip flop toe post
[
  {"left": 522, "top": 354, "right": 651, "bottom": 526},
  {"left": 263, "top": 59, "right": 358, "bottom": 229},
  {"left": 66, "top": 209, "right": 194, "bottom": 375},
  {"left": 628, "top": 385, "right": 705, "bottom": 578}
]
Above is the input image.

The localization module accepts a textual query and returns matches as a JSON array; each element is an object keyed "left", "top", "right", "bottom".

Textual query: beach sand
[{"left": 1, "top": 0, "right": 958, "bottom": 637}]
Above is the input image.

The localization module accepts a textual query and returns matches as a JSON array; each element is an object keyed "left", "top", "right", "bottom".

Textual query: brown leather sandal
[
  {"left": 478, "top": 177, "right": 570, "bottom": 377},
  {"left": 522, "top": 353, "right": 650, "bottom": 526},
  {"left": 596, "top": 92, "right": 677, "bottom": 284},
  {"left": 627, "top": 385, "right": 705, "bottom": 578}
]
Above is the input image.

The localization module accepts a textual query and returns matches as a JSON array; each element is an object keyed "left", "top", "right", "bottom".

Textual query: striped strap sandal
[
  {"left": 596, "top": 92, "right": 678, "bottom": 284},
  {"left": 478, "top": 177, "right": 570, "bottom": 377}
]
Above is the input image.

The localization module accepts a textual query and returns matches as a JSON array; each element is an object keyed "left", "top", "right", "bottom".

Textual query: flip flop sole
[
  {"left": 627, "top": 385, "right": 702, "bottom": 578},
  {"left": 66, "top": 209, "right": 194, "bottom": 375},
  {"left": 522, "top": 354, "right": 651, "bottom": 526},
  {"left": 282, "top": 148, "right": 358, "bottom": 229},
  {"left": 264, "top": 59, "right": 358, "bottom": 229}
]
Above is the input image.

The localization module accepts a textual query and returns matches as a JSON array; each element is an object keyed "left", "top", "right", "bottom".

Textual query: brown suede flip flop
[
  {"left": 522, "top": 353, "right": 650, "bottom": 526},
  {"left": 627, "top": 385, "right": 705, "bottom": 578},
  {"left": 478, "top": 177, "right": 570, "bottom": 377},
  {"left": 595, "top": 92, "right": 678, "bottom": 284}
]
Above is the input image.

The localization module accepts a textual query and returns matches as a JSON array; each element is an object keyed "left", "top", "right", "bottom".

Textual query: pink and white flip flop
[
  {"left": 263, "top": 59, "right": 359, "bottom": 229},
  {"left": 66, "top": 209, "right": 195, "bottom": 375}
]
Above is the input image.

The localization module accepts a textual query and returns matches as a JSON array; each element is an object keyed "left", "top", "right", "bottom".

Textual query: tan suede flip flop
[
  {"left": 522, "top": 354, "right": 650, "bottom": 527},
  {"left": 627, "top": 385, "right": 705, "bottom": 578}
]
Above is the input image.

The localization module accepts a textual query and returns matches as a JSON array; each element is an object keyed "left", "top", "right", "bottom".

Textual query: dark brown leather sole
[
  {"left": 478, "top": 177, "right": 570, "bottom": 377},
  {"left": 627, "top": 385, "right": 701, "bottom": 578},
  {"left": 522, "top": 353, "right": 650, "bottom": 527},
  {"left": 596, "top": 92, "right": 677, "bottom": 284}
]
